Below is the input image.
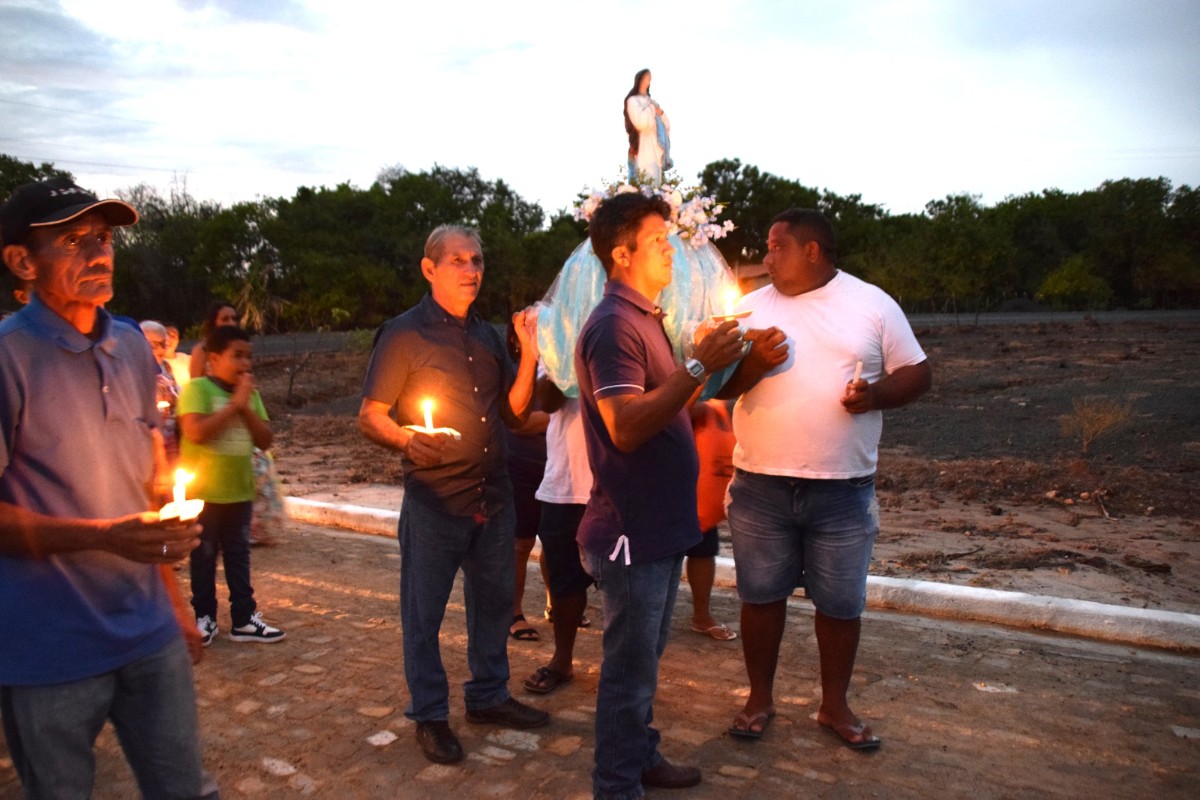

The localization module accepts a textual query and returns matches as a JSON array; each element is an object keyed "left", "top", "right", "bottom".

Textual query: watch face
[{"left": 687, "top": 360, "right": 705, "bottom": 378}]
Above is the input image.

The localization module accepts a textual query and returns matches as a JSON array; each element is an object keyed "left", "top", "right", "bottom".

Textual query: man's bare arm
[
  {"left": 842, "top": 360, "right": 933, "bottom": 414},
  {"left": 0, "top": 501, "right": 200, "bottom": 562},
  {"left": 358, "top": 397, "right": 448, "bottom": 467}
]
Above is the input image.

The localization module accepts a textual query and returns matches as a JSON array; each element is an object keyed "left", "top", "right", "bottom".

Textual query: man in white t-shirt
[{"left": 718, "top": 208, "right": 931, "bottom": 749}]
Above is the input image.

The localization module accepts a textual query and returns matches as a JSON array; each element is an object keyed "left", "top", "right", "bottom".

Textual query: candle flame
[
  {"left": 421, "top": 399, "right": 434, "bottom": 431},
  {"left": 722, "top": 285, "right": 741, "bottom": 317},
  {"left": 172, "top": 469, "right": 193, "bottom": 505}
]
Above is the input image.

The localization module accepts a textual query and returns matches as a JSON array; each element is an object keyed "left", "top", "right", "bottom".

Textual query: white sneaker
[
  {"left": 228, "top": 612, "right": 286, "bottom": 643},
  {"left": 196, "top": 615, "right": 217, "bottom": 647}
]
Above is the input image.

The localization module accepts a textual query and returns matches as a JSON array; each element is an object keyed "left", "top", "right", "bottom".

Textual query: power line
[
  {"left": 0, "top": 98, "right": 153, "bottom": 126},
  {"left": 2, "top": 151, "right": 183, "bottom": 175}
]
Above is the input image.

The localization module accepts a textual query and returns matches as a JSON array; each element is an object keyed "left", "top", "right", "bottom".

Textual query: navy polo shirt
[
  {"left": 0, "top": 296, "right": 178, "bottom": 685},
  {"left": 362, "top": 293, "right": 514, "bottom": 518},
  {"left": 575, "top": 281, "right": 701, "bottom": 563}
]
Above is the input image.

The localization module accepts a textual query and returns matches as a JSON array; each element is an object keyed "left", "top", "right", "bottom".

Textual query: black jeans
[{"left": 189, "top": 500, "right": 257, "bottom": 626}]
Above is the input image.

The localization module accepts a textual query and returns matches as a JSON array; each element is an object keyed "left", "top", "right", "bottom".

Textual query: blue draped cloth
[{"left": 537, "top": 233, "right": 739, "bottom": 400}]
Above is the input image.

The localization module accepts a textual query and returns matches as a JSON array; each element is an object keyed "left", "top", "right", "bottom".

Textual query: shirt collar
[
  {"left": 603, "top": 280, "right": 665, "bottom": 320},
  {"left": 417, "top": 292, "right": 482, "bottom": 327},
  {"left": 22, "top": 294, "right": 118, "bottom": 354}
]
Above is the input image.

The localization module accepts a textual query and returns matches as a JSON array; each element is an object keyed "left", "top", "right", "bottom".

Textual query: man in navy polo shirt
[
  {"left": 0, "top": 178, "right": 217, "bottom": 797},
  {"left": 359, "top": 224, "right": 548, "bottom": 765},
  {"left": 575, "top": 192, "right": 744, "bottom": 799}
]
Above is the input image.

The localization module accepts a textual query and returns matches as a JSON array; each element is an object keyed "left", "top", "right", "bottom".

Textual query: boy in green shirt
[{"left": 178, "top": 325, "right": 285, "bottom": 646}]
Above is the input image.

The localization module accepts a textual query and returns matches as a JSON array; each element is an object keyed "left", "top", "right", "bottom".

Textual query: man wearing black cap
[{"left": 0, "top": 178, "right": 218, "bottom": 798}]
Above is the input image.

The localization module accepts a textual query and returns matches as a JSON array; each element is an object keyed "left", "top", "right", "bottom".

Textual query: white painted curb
[
  {"left": 286, "top": 497, "right": 398, "bottom": 537},
  {"left": 286, "top": 497, "right": 1200, "bottom": 653}
]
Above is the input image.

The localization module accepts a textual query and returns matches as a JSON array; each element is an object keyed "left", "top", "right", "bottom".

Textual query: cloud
[{"left": 1, "top": 0, "right": 1195, "bottom": 215}]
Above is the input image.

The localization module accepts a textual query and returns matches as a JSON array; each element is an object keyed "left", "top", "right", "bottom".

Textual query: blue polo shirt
[
  {"left": 362, "top": 293, "right": 514, "bottom": 518},
  {"left": 575, "top": 281, "right": 701, "bottom": 563},
  {"left": 0, "top": 296, "right": 179, "bottom": 685}
]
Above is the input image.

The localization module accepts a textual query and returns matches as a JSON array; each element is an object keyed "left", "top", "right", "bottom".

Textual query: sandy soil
[{"left": 261, "top": 318, "right": 1200, "bottom": 615}]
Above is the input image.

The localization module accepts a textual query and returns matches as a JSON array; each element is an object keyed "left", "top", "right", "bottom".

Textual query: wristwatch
[{"left": 684, "top": 358, "right": 707, "bottom": 382}]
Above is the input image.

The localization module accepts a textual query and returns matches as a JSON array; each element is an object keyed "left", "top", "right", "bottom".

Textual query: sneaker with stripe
[
  {"left": 228, "top": 612, "right": 285, "bottom": 643},
  {"left": 196, "top": 615, "right": 217, "bottom": 647}
]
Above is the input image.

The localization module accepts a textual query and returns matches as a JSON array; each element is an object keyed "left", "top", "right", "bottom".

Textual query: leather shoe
[
  {"left": 642, "top": 757, "right": 702, "bottom": 789},
  {"left": 465, "top": 697, "right": 549, "bottom": 729},
  {"left": 415, "top": 720, "right": 463, "bottom": 764}
]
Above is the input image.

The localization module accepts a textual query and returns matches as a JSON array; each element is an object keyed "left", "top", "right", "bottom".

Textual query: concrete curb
[{"left": 285, "top": 497, "right": 1200, "bottom": 653}]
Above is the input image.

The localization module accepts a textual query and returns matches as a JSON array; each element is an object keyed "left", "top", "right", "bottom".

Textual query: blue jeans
[
  {"left": 584, "top": 549, "right": 684, "bottom": 800},
  {"left": 399, "top": 494, "right": 516, "bottom": 721},
  {"left": 0, "top": 637, "right": 219, "bottom": 799},
  {"left": 727, "top": 470, "right": 879, "bottom": 618},
  {"left": 189, "top": 501, "right": 256, "bottom": 627}
]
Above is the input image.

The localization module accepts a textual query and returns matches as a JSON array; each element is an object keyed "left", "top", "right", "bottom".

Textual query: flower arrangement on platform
[{"left": 574, "top": 171, "right": 736, "bottom": 246}]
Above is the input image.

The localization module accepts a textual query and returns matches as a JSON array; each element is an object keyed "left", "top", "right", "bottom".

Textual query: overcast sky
[{"left": 2, "top": 0, "right": 1198, "bottom": 218}]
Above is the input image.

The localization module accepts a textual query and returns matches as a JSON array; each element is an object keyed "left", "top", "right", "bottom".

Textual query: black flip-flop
[
  {"left": 509, "top": 614, "right": 539, "bottom": 642},
  {"left": 819, "top": 720, "right": 882, "bottom": 750},
  {"left": 728, "top": 708, "right": 775, "bottom": 740},
  {"left": 523, "top": 666, "right": 574, "bottom": 694}
]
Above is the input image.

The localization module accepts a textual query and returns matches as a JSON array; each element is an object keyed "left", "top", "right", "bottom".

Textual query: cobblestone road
[{"left": 2, "top": 521, "right": 1197, "bottom": 798}]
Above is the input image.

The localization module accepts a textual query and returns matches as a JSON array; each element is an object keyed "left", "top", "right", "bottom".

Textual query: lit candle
[
  {"left": 405, "top": 398, "right": 462, "bottom": 441},
  {"left": 710, "top": 284, "right": 751, "bottom": 322},
  {"left": 159, "top": 468, "right": 204, "bottom": 522},
  {"left": 723, "top": 285, "right": 740, "bottom": 317}
]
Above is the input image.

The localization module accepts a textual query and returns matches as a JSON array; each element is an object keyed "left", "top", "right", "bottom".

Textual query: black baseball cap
[{"left": 0, "top": 177, "right": 138, "bottom": 247}]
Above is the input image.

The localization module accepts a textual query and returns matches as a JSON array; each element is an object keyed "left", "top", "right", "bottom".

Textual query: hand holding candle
[
  {"left": 842, "top": 360, "right": 871, "bottom": 414},
  {"left": 159, "top": 468, "right": 204, "bottom": 523},
  {"left": 404, "top": 397, "right": 462, "bottom": 441}
]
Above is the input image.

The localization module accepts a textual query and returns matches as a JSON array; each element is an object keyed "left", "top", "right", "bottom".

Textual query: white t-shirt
[
  {"left": 732, "top": 271, "right": 926, "bottom": 478},
  {"left": 535, "top": 396, "right": 593, "bottom": 505}
]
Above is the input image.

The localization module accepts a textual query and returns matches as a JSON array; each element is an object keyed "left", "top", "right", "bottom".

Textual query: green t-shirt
[{"left": 177, "top": 377, "right": 269, "bottom": 504}]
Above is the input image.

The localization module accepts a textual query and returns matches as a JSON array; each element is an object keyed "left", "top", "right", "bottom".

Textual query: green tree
[
  {"left": 697, "top": 158, "right": 820, "bottom": 264},
  {"left": 1037, "top": 254, "right": 1113, "bottom": 309},
  {"left": 0, "top": 154, "right": 73, "bottom": 200},
  {"left": 111, "top": 181, "right": 222, "bottom": 326}
]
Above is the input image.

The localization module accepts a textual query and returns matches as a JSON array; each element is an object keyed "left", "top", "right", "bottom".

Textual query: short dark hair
[
  {"left": 588, "top": 192, "right": 672, "bottom": 275},
  {"left": 205, "top": 324, "right": 250, "bottom": 355},
  {"left": 771, "top": 208, "right": 838, "bottom": 263}
]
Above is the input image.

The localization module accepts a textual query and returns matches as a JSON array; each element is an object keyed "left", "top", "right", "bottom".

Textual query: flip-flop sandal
[
  {"left": 523, "top": 665, "right": 574, "bottom": 694},
  {"left": 819, "top": 720, "right": 882, "bottom": 750},
  {"left": 690, "top": 622, "right": 738, "bottom": 641},
  {"left": 728, "top": 708, "right": 775, "bottom": 740},
  {"left": 509, "top": 614, "right": 539, "bottom": 642}
]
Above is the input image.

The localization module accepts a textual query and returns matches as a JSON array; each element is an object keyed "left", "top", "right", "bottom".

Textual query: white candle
[
  {"left": 422, "top": 399, "right": 434, "bottom": 432},
  {"left": 852, "top": 360, "right": 863, "bottom": 383},
  {"left": 710, "top": 284, "right": 751, "bottom": 322},
  {"left": 160, "top": 468, "right": 203, "bottom": 522},
  {"left": 723, "top": 286, "right": 739, "bottom": 318}
]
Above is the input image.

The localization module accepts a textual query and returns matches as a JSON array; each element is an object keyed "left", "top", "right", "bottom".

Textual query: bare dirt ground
[{"left": 262, "top": 317, "right": 1200, "bottom": 615}]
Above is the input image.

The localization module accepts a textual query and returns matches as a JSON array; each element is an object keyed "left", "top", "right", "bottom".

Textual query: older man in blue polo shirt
[
  {"left": 359, "top": 224, "right": 548, "bottom": 765},
  {"left": 0, "top": 178, "right": 217, "bottom": 798},
  {"left": 575, "top": 192, "right": 745, "bottom": 799}
]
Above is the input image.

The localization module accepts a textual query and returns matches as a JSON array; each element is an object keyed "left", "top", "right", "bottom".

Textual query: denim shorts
[{"left": 726, "top": 469, "right": 879, "bottom": 618}]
